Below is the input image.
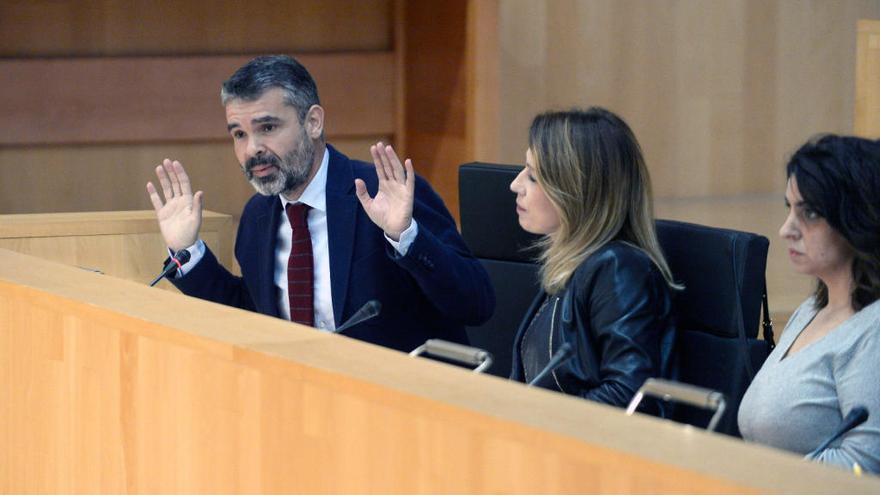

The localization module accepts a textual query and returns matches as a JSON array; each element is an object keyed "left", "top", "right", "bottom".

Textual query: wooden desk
[
  {"left": 0, "top": 210, "right": 233, "bottom": 290},
  {"left": 0, "top": 248, "right": 876, "bottom": 494}
]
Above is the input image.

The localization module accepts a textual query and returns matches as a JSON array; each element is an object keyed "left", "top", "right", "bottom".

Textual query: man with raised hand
[{"left": 146, "top": 55, "right": 494, "bottom": 352}]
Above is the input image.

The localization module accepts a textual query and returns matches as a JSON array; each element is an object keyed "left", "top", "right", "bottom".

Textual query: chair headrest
[
  {"left": 656, "top": 219, "right": 769, "bottom": 339},
  {"left": 459, "top": 163, "right": 540, "bottom": 261},
  {"left": 458, "top": 163, "right": 770, "bottom": 339}
]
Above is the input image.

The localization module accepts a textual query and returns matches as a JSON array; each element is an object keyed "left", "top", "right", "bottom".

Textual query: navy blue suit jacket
[{"left": 172, "top": 144, "right": 495, "bottom": 352}]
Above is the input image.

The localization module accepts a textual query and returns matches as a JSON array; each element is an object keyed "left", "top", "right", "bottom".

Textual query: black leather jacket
[{"left": 511, "top": 241, "right": 675, "bottom": 415}]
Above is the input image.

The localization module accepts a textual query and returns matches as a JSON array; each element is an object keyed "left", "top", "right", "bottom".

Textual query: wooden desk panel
[
  {"left": 0, "top": 210, "right": 234, "bottom": 290},
  {"left": 1, "top": 248, "right": 877, "bottom": 494}
]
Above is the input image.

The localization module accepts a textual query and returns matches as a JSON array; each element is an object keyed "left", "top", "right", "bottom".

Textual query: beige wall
[
  {"left": 493, "top": 0, "right": 880, "bottom": 198},
  {"left": 856, "top": 19, "right": 880, "bottom": 137}
]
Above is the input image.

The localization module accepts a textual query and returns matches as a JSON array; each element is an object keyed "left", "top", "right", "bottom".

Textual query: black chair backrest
[
  {"left": 460, "top": 163, "right": 539, "bottom": 262},
  {"left": 656, "top": 220, "right": 767, "bottom": 339},
  {"left": 656, "top": 220, "right": 773, "bottom": 436},
  {"left": 458, "top": 164, "right": 773, "bottom": 436},
  {"left": 459, "top": 163, "right": 541, "bottom": 377}
]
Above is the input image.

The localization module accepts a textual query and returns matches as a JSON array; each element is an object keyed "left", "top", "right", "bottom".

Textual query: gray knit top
[{"left": 738, "top": 297, "right": 880, "bottom": 474}]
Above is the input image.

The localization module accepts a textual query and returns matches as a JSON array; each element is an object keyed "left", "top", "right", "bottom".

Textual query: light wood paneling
[
  {"left": 495, "top": 0, "right": 880, "bottom": 198},
  {"left": 401, "top": 0, "right": 469, "bottom": 220},
  {"left": 0, "top": 54, "right": 395, "bottom": 146},
  {"left": 2, "top": 247, "right": 879, "bottom": 494},
  {"left": 0, "top": 0, "right": 401, "bottom": 218},
  {"left": 0, "top": 0, "right": 391, "bottom": 56},
  {"left": 855, "top": 19, "right": 880, "bottom": 137},
  {"left": 0, "top": 138, "right": 387, "bottom": 216},
  {"left": 396, "top": 0, "right": 501, "bottom": 220},
  {"left": 0, "top": 210, "right": 233, "bottom": 291},
  {"left": 467, "top": 0, "right": 502, "bottom": 163},
  {"left": 0, "top": 210, "right": 228, "bottom": 238}
]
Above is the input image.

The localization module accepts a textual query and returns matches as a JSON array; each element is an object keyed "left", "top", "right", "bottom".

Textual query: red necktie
[{"left": 285, "top": 203, "right": 314, "bottom": 326}]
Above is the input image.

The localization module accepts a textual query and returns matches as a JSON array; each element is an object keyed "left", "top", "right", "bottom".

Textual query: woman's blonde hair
[{"left": 529, "top": 107, "right": 677, "bottom": 294}]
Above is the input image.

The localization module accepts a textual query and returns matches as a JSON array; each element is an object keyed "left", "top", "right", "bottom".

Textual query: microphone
[
  {"left": 334, "top": 300, "right": 381, "bottom": 334},
  {"left": 527, "top": 342, "right": 575, "bottom": 387},
  {"left": 149, "top": 249, "right": 191, "bottom": 287},
  {"left": 807, "top": 406, "right": 869, "bottom": 459}
]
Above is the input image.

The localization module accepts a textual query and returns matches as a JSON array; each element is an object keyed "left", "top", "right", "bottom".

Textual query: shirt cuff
[
  {"left": 166, "top": 239, "right": 206, "bottom": 278},
  {"left": 385, "top": 220, "right": 418, "bottom": 256}
]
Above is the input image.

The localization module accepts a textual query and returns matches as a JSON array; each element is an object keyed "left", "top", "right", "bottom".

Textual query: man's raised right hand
[{"left": 146, "top": 159, "right": 204, "bottom": 252}]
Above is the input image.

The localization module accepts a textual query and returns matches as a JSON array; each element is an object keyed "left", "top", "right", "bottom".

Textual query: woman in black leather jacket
[{"left": 509, "top": 108, "right": 677, "bottom": 414}]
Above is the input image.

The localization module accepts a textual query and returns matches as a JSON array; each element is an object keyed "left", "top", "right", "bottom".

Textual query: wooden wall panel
[
  {"left": 0, "top": 138, "right": 386, "bottom": 216},
  {"left": 393, "top": 0, "right": 498, "bottom": 220},
  {"left": 467, "top": 0, "right": 501, "bottom": 163},
  {"left": 0, "top": 54, "right": 395, "bottom": 146},
  {"left": 401, "top": 0, "right": 469, "bottom": 220},
  {"left": 0, "top": 210, "right": 234, "bottom": 290},
  {"left": 0, "top": 1, "right": 400, "bottom": 217},
  {"left": 0, "top": 0, "right": 391, "bottom": 56},
  {"left": 495, "top": 0, "right": 880, "bottom": 199},
  {"left": 855, "top": 19, "right": 880, "bottom": 137}
]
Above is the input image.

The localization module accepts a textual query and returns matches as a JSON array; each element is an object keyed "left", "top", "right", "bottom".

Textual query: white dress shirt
[{"left": 173, "top": 146, "right": 417, "bottom": 331}]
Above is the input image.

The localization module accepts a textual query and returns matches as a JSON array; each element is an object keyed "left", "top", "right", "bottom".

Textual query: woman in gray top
[{"left": 738, "top": 135, "right": 880, "bottom": 474}]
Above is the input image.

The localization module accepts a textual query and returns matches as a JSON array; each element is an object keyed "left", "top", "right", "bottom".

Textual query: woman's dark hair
[{"left": 786, "top": 134, "right": 880, "bottom": 311}]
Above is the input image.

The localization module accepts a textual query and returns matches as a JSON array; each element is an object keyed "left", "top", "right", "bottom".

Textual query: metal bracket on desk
[
  {"left": 410, "top": 339, "right": 494, "bottom": 373},
  {"left": 626, "top": 378, "right": 727, "bottom": 432}
]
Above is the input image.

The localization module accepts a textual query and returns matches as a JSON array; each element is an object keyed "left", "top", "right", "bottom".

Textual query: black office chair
[
  {"left": 459, "top": 163, "right": 541, "bottom": 377},
  {"left": 655, "top": 219, "right": 775, "bottom": 436},
  {"left": 459, "top": 163, "right": 775, "bottom": 436}
]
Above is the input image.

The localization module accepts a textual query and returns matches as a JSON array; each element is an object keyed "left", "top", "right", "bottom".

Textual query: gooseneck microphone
[
  {"left": 807, "top": 406, "right": 869, "bottom": 459},
  {"left": 334, "top": 300, "right": 381, "bottom": 334},
  {"left": 149, "top": 249, "right": 191, "bottom": 287},
  {"left": 528, "top": 342, "right": 575, "bottom": 387}
]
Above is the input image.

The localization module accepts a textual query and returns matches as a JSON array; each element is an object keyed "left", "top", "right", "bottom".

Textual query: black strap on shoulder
[
  {"left": 730, "top": 237, "right": 775, "bottom": 381},
  {"left": 761, "top": 285, "right": 775, "bottom": 349},
  {"left": 730, "top": 246, "right": 756, "bottom": 380}
]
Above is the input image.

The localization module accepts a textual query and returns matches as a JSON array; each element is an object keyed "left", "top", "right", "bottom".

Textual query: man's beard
[{"left": 242, "top": 135, "right": 315, "bottom": 197}]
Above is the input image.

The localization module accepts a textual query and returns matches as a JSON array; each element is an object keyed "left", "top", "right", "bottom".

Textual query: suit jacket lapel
[
  {"left": 325, "top": 145, "right": 358, "bottom": 325},
  {"left": 256, "top": 195, "right": 282, "bottom": 318}
]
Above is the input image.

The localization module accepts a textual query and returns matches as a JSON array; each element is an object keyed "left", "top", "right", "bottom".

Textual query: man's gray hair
[{"left": 220, "top": 55, "right": 320, "bottom": 123}]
